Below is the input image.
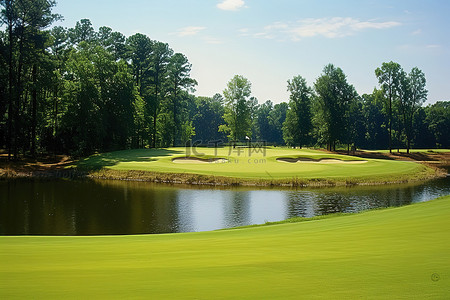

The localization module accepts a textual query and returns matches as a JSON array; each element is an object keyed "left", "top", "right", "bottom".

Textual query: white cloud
[
  {"left": 175, "top": 26, "right": 206, "bottom": 37},
  {"left": 203, "top": 36, "right": 224, "bottom": 44},
  {"left": 254, "top": 18, "right": 401, "bottom": 41},
  {"left": 411, "top": 29, "right": 422, "bottom": 35},
  {"left": 237, "top": 28, "right": 250, "bottom": 36},
  {"left": 426, "top": 44, "right": 440, "bottom": 49},
  {"left": 264, "top": 22, "right": 289, "bottom": 31},
  {"left": 217, "top": 0, "right": 245, "bottom": 11},
  {"left": 290, "top": 18, "right": 401, "bottom": 39}
]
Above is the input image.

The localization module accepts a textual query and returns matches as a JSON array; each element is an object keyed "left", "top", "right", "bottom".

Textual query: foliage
[
  {"left": 313, "top": 64, "right": 357, "bottom": 151},
  {"left": 0, "top": 0, "right": 447, "bottom": 157},
  {"left": 192, "top": 94, "right": 226, "bottom": 143},
  {"left": 220, "top": 75, "right": 254, "bottom": 141},
  {"left": 283, "top": 75, "right": 312, "bottom": 147}
]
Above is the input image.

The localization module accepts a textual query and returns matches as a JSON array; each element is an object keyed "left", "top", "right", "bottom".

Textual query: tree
[
  {"left": 375, "top": 61, "right": 402, "bottom": 153},
  {"left": 313, "top": 64, "right": 356, "bottom": 151},
  {"left": 255, "top": 100, "right": 274, "bottom": 141},
  {"left": 125, "top": 33, "right": 154, "bottom": 146},
  {"left": 282, "top": 75, "right": 312, "bottom": 147},
  {"left": 398, "top": 67, "right": 427, "bottom": 153},
  {"left": 219, "top": 75, "right": 253, "bottom": 142},
  {"left": 425, "top": 101, "right": 449, "bottom": 148},
  {"left": 1, "top": 0, "right": 16, "bottom": 158},
  {"left": 167, "top": 53, "right": 197, "bottom": 146},
  {"left": 270, "top": 102, "right": 288, "bottom": 145},
  {"left": 125, "top": 33, "right": 152, "bottom": 89},
  {"left": 360, "top": 90, "right": 388, "bottom": 149},
  {"left": 68, "top": 18, "right": 96, "bottom": 45},
  {"left": 98, "top": 26, "right": 126, "bottom": 60},
  {"left": 149, "top": 42, "right": 172, "bottom": 147},
  {"left": 192, "top": 94, "right": 225, "bottom": 143},
  {"left": 0, "top": 0, "right": 59, "bottom": 158}
]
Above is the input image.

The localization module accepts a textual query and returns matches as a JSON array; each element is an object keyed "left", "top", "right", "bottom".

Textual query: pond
[{"left": 1, "top": 177, "right": 449, "bottom": 235}]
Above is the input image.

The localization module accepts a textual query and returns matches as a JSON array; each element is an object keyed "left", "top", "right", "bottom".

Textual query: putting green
[
  {"left": 76, "top": 147, "right": 433, "bottom": 183},
  {"left": 1, "top": 195, "right": 449, "bottom": 298}
]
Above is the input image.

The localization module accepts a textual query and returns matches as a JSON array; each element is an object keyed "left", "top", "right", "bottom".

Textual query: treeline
[
  {"left": 1, "top": 0, "right": 200, "bottom": 158},
  {"left": 0, "top": 1, "right": 448, "bottom": 160},
  {"left": 208, "top": 69, "right": 448, "bottom": 153}
]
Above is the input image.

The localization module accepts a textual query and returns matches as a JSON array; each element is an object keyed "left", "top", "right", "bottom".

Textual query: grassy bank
[
  {"left": 1, "top": 195, "right": 449, "bottom": 298},
  {"left": 76, "top": 147, "right": 440, "bottom": 186}
]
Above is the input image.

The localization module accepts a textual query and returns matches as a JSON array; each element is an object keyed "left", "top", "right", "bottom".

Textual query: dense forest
[{"left": 1, "top": 0, "right": 448, "bottom": 160}]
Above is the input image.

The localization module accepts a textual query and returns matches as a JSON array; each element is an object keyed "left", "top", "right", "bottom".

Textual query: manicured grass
[
  {"left": 1, "top": 195, "right": 449, "bottom": 299},
  {"left": 76, "top": 147, "right": 433, "bottom": 183}
]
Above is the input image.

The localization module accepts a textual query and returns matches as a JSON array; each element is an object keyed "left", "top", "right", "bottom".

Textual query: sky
[{"left": 52, "top": 0, "right": 450, "bottom": 105}]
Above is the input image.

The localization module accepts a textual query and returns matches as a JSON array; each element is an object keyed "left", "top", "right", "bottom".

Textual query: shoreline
[
  {"left": 0, "top": 164, "right": 446, "bottom": 188},
  {"left": 1, "top": 149, "right": 448, "bottom": 188}
]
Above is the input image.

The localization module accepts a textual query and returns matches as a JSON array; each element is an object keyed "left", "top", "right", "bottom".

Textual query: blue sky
[{"left": 53, "top": 0, "right": 450, "bottom": 104}]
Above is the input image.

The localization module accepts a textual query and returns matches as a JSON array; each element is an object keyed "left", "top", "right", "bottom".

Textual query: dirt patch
[
  {"left": 276, "top": 157, "right": 367, "bottom": 164},
  {"left": 172, "top": 157, "right": 229, "bottom": 164},
  {"left": 0, "top": 154, "right": 74, "bottom": 173}
]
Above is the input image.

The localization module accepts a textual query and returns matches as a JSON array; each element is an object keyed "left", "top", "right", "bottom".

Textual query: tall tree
[
  {"left": 219, "top": 75, "right": 253, "bottom": 142},
  {"left": 98, "top": 26, "right": 126, "bottom": 60},
  {"left": 48, "top": 25, "right": 68, "bottom": 153},
  {"left": 149, "top": 42, "right": 172, "bottom": 147},
  {"left": 0, "top": 0, "right": 16, "bottom": 158},
  {"left": 68, "top": 18, "right": 96, "bottom": 45},
  {"left": 425, "top": 101, "right": 450, "bottom": 148},
  {"left": 167, "top": 52, "right": 197, "bottom": 146},
  {"left": 126, "top": 33, "right": 152, "bottom": 89},
  {"left": 0, "top": 31, "right": 7, "bottom": 147},
  {"left": 360, "top": 90, "right": 388, "bottom": 149},
  {"left": 375, "top": 61, "right": 402, "bottom": 153},
  {"left": 1, "top": 0, "right": 59, "bottom": 158},
  {"left": 255, "top": 100, "right": 274, "bottom": 141},
  {"left": 313, "top": 64, "right": 356, "bottom": 151},
  {"left": 282, "top": 75, "right": 312, "bottom": 147},
  {"left": 398, "top": 67, "right": 427, "bottom": 153},
  {"left": 192, "top": 94, "right": 225, "bottom": 143},
  {"left": 125, "top": 33, "right": 154, "bottom": 146},
  {"left": 270, "top": 102, "right": 288, "bottom": 145}
]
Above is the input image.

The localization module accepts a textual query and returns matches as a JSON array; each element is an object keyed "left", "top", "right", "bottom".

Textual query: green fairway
[
  {"left": 76, "top": 147, "right": 433, "bottom": 183},
  {"left": 1, "top": 195, "right": 449, "bottom": 299}
]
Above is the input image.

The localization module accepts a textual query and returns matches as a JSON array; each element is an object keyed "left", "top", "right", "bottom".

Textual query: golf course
[
  {"left": 1, "top": 195, "right": 448, "bottom": 298},
  {"left": 76, "top": 147, "right": 438, "bottom": 186}
]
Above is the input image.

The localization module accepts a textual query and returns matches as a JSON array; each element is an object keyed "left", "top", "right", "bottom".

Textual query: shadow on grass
[{"left": 76, "top": 148, "right": 184, "bottom": 171}]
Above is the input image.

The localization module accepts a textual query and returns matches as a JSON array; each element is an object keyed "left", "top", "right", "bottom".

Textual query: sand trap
[
  {"left": 277, "top": 157, "right": 367, "bottom": 164},
  {"left": 172, "top": 157, "right": 229, "bottom": 164}
]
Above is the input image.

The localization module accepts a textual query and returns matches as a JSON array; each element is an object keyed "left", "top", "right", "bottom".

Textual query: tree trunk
[
  {"left": 53, "top": 84, "right": 59, "bottom": 155},
  {"left": 14, "top": 25, "right": 25, "bottom": 159},
  {"left": 31, "top": 64, "right": 38, "bottom": 157},
  {"left": 152, "top": 76, "right": 158, "bottom": 148},
  {"left": 388, "top": 91, "right": 392, "bottom": 153},
  {"left": 172, "top": 85, "right": 177, "bottom": 147},
  {"left": 7, "top": 19, "right": 14, "bottom": 160}
]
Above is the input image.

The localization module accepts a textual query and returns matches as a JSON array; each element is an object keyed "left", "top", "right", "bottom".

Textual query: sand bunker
[
  {"left": 172, "top": 157, "right": 229, "bottom": 164},
  {"left": 277, "top": 157, "right": 367, "bottom": 164}
]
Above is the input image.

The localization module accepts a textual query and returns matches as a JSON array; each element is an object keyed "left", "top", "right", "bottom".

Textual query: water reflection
[{"left": 0, "top": 177, "right": 449, "bottom": 235}]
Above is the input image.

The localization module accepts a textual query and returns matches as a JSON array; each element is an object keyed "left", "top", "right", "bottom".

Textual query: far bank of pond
[{"left": 1, "top": 148, "right": 447, "bottom": 187}]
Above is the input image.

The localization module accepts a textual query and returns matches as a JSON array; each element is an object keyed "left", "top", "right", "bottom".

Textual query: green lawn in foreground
[
  {"left": 76, "top": 147, "right": 431, "bottom": 181},
  {"left": 1, "top": 195, "right": 449, "bottom": 299}
]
